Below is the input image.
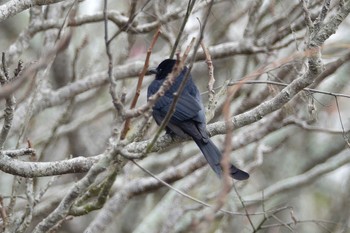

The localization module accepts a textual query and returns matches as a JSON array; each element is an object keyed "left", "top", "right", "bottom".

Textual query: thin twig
[
  {"left": 261, "top": 219, "right": 345, "bottom": 231},
  {"left": 200, "top": 41, "right": 217, "bottom": 122},
  {"left": 285, "top": 117, "right": 350, "bottom": 135},
  {"left": 271, "top": 213, "right": 294, "bottom": 232},
  {"left": 120, "top": 27, "right": 161, "bottom": 139},
  {"left": 300, "top": 0, "right": 314, "bottom": 31},
  {"left": 228, "top": 79, "right": 350, "bottom": 99},
  {"left": 16, "top": 178, "right": 35, "bottom": 233},
  {"left": 1, "top": 53, "right": 9, "bottom": 79},
  {"left": 201, "top": 42, "right": 215, "bottom": 97},
  {"left": 233, "top": 183, "right": 256, "bottom": 231},
  {"left": 170, "top": 0, "right": 196, "bottom": 59},
  {"left": 103, "top": 0, "right": 124, "bottom": 119},
  {"left": 0, "top": 196, "right": 8, "bottom": 230},
  {"left": 0, "top": 53, "right": 16, "bottom": 149},
  {"left": 334, "top": 96, "right": 350, "bottom": 147},
  {"left": 206, "top": 59, "right": 234, "bottom": 223},
  {"left": 130, "top": 159, "right": 284, "bottom": 217}
]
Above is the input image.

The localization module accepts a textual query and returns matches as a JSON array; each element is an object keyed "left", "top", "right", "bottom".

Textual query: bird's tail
[{"left": 194, "top": 139, "right": 249, "bottom": 180}]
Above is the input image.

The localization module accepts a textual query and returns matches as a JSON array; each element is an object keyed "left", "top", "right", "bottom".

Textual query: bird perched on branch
[{"left": 147, "top": 59, "right": 249, "bottom": 180}]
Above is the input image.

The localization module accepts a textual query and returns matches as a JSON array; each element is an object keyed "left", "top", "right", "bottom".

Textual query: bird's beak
[{"left": 146, "top": 67, "right": 158, "bottom": 75}]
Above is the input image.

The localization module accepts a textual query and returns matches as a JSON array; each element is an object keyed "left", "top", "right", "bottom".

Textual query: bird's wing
[
  {"left": 148, "top": 76, "right": 208, "bottom": 140},
  {"left": 153, "top": 92, "right": 202, "bottom": 122}
]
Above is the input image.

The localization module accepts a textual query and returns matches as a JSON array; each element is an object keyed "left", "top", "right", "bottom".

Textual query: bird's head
[{"left": 147, "top": 59, "right": 177, "bottom": 80}]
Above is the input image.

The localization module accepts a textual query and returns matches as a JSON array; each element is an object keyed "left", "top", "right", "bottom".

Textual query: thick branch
[
  {"left": 32, "top": 152, "right": 112, "bottom": 233},
  {"left": 0, "top": 153, "right": 101, "bottom": 177},
  {"left": 0, "top": 0, "right": 66, "bottom": 22}
]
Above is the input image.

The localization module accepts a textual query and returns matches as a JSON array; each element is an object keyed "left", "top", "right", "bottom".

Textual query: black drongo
[{"left": 147, "top": 59, "right": 249, "bottom": 180}]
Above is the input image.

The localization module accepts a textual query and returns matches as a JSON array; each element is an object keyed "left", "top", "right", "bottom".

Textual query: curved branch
[
  {"left": 0, "top": 0, "right": 66, "bottom": 22},
  {"left": 0, "top": 153, "right": 101, "bottom": 177}
]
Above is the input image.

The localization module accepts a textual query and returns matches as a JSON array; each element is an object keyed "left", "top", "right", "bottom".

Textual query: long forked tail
[{"left": 194, "top": 139, "right": 249, "bottom": 180}]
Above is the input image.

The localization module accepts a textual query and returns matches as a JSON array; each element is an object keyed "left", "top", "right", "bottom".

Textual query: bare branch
[
  {"left": 0, "top": 0, "right": 66, "bottom": 22},
  {"left": 0, "top": 153, "right": 101, "bottom": 177},
  {"left": 120, "top": 27, "right": 161, "bottom": 139},
  {"left": 32, "top": 152, "right": 113, "bottom": 233}
]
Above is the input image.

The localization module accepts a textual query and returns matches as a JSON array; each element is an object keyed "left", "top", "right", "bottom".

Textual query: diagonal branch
[
  {"left": 120, "top": 27, "right": 161, "bottom": 139},
  {"left": 32, "top": 152, "right": 112, "bottom": 233},
  {"left": 0, "top": 0, "right": 66, "bottom": 22}
]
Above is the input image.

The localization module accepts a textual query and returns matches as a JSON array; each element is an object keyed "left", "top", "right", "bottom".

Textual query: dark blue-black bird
[{"left": 147, "top": 59, "right": 249, "bottom": 180}]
